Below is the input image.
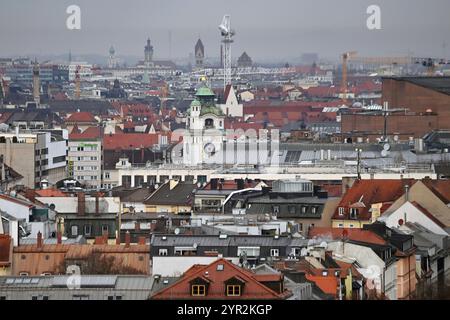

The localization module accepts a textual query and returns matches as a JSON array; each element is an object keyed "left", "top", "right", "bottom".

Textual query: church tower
[
  {"left": 108, "top": 45, "right": 117, "bottom": 68},
  {"left": 183, "top": 81, "right": 225, "bottom": 165},
  {"left": 144, "top": 38, "right": 154, "bottom": 66},
  {"left": 195, "top": 38, "right": 204, "bottom": 68},
  {"left": 32, "top": 59, "right": 40, "bottom": 105}
]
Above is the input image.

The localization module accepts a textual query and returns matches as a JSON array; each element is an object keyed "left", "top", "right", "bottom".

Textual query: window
[
  {"left": 311, "top": 207, "right": 317, "bottom": 214},
  {"left": 0, "top": 296, "right": 6, "bottom": 300},
  {"left": 191, "top": 285, "right": 206, "bottom": 296},
  {"left": 105, "top": 172, "right": 110, "bottom": 179},
  {"left": 71, "top": 225, "right": 78, "bottom": 236},
  {"left": 53, "top": 155, "right": 66, "bottom": 163},
  {"left": 217, "top": 264, "right": 224, "bottom": 271},
  {"left": 84, "top": 225, "right": 92, "bottom": 236},
  {"left": 272, "top": 206, "right": 280, "bottom": 214},
  {"left": 338, "top": 224, "right": 344, "bottom": 228},
  {"left": 19, "top": 272, "right": 29, "bottom": 276},
  {"left": 270, "top": 249, "right": 279, "bottom": 257},
  {"left": 288, "top": 205, "right": 296, "bottom": 215},
  {"left": 338, "top": 207, "right": 345, "bottom": 216},
  {"left": 350, "top": 208, "right": 358, "bottom": 219},
  {"left": 298, "top": 223, "right": 303, "bottom": 231},
  {"left": 301, "top": 206, "right": 307, "bottom": 214},
  {"left": 159, "top": 249, "right": 168, "bottom": 256},
  {"left": 102, "top": 225, "right": 109, "bottom": 234},
  {"left": 226, "top": 285, "right": 241, "bottom": 297}
]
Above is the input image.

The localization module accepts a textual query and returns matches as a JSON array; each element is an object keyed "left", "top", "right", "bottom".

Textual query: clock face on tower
[{"left": 204, "top": 142, "right": 216, "bottom": 156}]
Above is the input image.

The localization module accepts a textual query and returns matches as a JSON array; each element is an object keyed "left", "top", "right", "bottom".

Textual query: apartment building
[
  {"left": 68, "top": 127, "right": 103, "bottom": 190},
  {"left": 0, "top": 130, "right": 68, "bottom": 188}
]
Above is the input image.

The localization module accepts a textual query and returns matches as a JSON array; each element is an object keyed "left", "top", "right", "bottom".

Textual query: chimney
[
  {"left": 210, "top": 178, "right": 218, "bottom": 190},
  {"left": 138, "top": 236, "right": 146, "bottom": 245},
  {"left": 116, "top": 233, "right": 121, "bottom": 245},
  {"left": 404, "top": 184, "right": 410, "bottom": 202},
  {"left": 37, "top": 231, "right": 43, "bottom": 249},
  {"left": 77, "top": 192, "right": 85, "bottom": 216},
  {"left": 102, "top": 230, "right": 108, "bottom": 243},
  {"left": 56, "top": 231, "right": 62, "bottom": 245},
  {"left": 125, "top": 231, "right": 131, "bottom": 248},
  {"left": 95, "top": 193, "right": 100, "bottom": 215},
  {"left": 236, "top": 179, "right": 244, "bottom": 190}
]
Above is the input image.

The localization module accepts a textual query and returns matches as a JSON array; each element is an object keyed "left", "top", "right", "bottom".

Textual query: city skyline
[{"left": 1, "top": 0, "right": 449, "bottom": 62}]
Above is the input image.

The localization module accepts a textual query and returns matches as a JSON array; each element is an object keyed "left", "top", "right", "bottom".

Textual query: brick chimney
[
  {"left": 37, "top": 231, "right": 43, "bottom": 249},
  {"left": 56, "top": 231, "right": 62, "bottom": 245},
  {"left": 138, "top": 236, "right": 146, "bottom": 245},
  {"left": 77, "top": 192, "right": 85, "bottom": 216},
  {"left": 95, "top": 193, "right": 100, "bottom": 215},
  {"left": 125, "top": 231, "right": 131, "bottom": 248}
]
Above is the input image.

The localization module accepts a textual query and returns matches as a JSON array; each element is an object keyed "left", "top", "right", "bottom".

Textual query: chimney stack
[
  {"left": 138, "top": 236, "right": 146, "bottom": 245},
  {"left": 37, "top": 231, "right": 43, "bottom": 249},
  {"left": 77, "top": 192, "right": 85, "bottom": 216},
  {"left": 95, "top": 193, "right": 100, "bottom": 215},
  {"left": 56, "top": 231, "right": 62, "bottom": 245},
  {"left": 125, "top": 231, "right": 131, "bottom": 248}
]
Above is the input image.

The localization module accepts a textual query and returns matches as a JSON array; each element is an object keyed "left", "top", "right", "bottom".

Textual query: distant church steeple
[
  {"left": 144, "top": 38, "right": 154, "bottom": 66},
  {"left": 195, "top": 38, "right": 205, "bottom": 68}
]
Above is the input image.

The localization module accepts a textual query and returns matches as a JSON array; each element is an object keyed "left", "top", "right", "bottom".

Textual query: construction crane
[
  {"left": 74, "top": 65, "right": 81, "bottom": 100},
  {"left": 219, "top": 15, "right": 235, "bottom": 91},
  {"left": 341, "top": 51, "right": 357, "bottom": 104}
]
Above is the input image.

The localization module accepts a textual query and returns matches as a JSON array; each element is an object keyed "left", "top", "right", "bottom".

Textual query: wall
[{"left": 0, "top": 140, "right": 35, "bottom": 188}]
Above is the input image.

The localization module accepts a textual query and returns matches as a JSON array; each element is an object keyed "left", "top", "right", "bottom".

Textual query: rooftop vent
[
  {"left": 219, "top": 234, "right": 228, "bottom": 239},
  {"left": 162, "top": 236, "right": 167, "bottom": 241}
]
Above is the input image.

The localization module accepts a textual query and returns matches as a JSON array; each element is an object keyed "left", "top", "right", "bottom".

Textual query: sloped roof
[
  {"left": 65, "top": 111, "right": 97, "bottom": 123},
  {"left": 144, "top": 182, "right": 195, "bottom": 206},
  {"left": 69, "top": 126, "right": 102, "bottom": 140},
  {"left": 308, "top": 227, "right": 387, "bottom": 246},
  {"left": 103, "top": 133, "right": 159, "bottom": 150},
  {"left": 152, "top": 258, "right": 289, "bottom": 299},
  {"left": 332, "top": 179, "right": 414, "bottom": 220}
]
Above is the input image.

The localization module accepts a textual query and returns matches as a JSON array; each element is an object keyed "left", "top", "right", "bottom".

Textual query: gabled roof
[
  {"left": 103, "top": 133, "right": 160, "bottom": 150},
  {"left": 410, "top": 201, "right": 447, "bottom": 229},
  {"left": 65, "top": 111, "right": 97, "bottom": 123},
  {"left": 332, "top": 179, "right": 414, "bottom": 220},
  {"left": 69, "top": 126, "right": 102, "bottom": 140},
  {"left": 152, "top": 258, "right": 289, "bottom": 299},
  {"left": 144, "top": 182, "right": 195, "bottom": 206}
]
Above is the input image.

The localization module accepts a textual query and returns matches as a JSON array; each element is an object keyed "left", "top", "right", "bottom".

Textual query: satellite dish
[
  {"left": 393, "top": 135, "right": 399, "bottom": 142},
  {"left": 381, "top": 149, "right": 388, "bottom": 157},
  {"left": 383, "top": 143, "right": 391, "bottom": 151},
  {"left": 320, "top": 241, "right": 328, "bottom": 249},
  {"left": 174, "top": 228, "right": 180, "bottom": 235},
  {"left": 193, "top": 242, "right": 198, "bottom": 249}
]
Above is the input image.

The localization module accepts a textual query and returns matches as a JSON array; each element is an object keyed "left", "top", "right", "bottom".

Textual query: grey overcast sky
[{"left": 0, "top": 0, "right": 449, "bottom": 62}]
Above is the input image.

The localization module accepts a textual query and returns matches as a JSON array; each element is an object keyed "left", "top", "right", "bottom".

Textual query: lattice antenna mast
[{"left": 219, "top": 15, "right": 235, "bottom": 90}]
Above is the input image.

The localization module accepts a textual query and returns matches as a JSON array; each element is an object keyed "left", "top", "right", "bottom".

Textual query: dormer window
[
  {"left": 191, "top": 285, "right": 206, "bottom": 296},
  {"left": 226, "top": 285, "right": 241, "bottom": 297},
  {"left": 350, "top": 208, "right": 358, "bottom": 219},
  {"left": 338, "top": 207, "right": 345, "bottom": 216}
]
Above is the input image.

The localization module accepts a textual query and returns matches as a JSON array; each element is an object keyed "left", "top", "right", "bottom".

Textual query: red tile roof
[
  {"left": 152, "top": 258, "right": 290, "bottom": 300},
  {"left": 421, "top": 179, "right": 450, "bottom": 204},
  {"left": 69, "top": 126, "right": 102, "bottom": 140},
  {"left": 410, "top": 201, "right": 447, "bottom": 229},
  {"left": 308, "top": 227, "right": 387, "bottom": 246},
  {"left": 65, "top": 111, "right": 97, "bottom": 123},
  {"left": 305, "top": 274, "right": 339, "bottom": 296},
  {"left": 103, "top": 133, "right": 160, "bottom": 150},
  {"left": 34, "top": 188, "right": 67, "bottom": 198},
  {"left": 332, "top": 179, "right": 414, "bottom": 220}
]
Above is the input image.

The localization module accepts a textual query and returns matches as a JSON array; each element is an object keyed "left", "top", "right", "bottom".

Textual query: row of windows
[
  {"left": 70, "top": 146, "right": 98, "bottom": 152},
  {"left": 272, "top": 205, "right": 319, "bottom": 215},
  {"left": 70, "top": 156, "right": 99, "bottom": 161},
  {"left": 191, "top": 285, "right": 241, "bottom": 297},
  {"left": 71, "top": 224, "right": 109, "bottom": 237},
  {"left": 159, "top": 248, "right": 281, "bottom": 257},
  {"left": 76, "top": 166, "right": 98, "bottom": 171},
  {"left": 76, "top": 176, "right": 98, "bottom": 181},
  {"left": 35, "top": 148, "right": 48, "bottom": 156}
]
